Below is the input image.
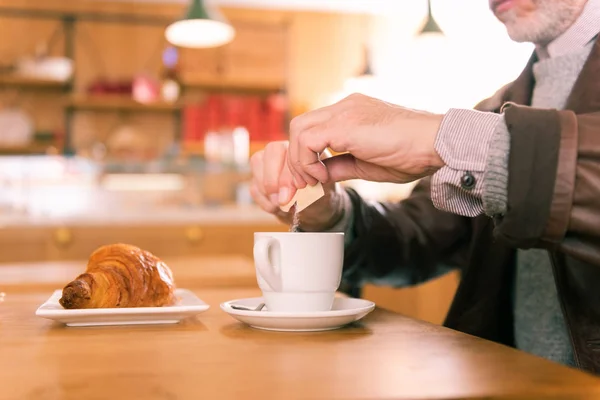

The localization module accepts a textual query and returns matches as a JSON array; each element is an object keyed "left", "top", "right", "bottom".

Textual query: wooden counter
[
  {"left": 2, "top": 282, "right": 600, "bottom": 399},
  {"left": 0, "top": 255, "right": 259, "bottom": 293}
]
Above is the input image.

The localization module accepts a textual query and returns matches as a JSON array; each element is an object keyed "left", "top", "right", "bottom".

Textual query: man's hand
[
  {"left": 250, "top": 141, "right": 346, "bottom": 231},
  {"left": 286, "top": 93, "right": 446, "bottom": 188}
]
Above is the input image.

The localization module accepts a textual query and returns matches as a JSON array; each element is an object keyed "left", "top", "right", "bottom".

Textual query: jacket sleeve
[
  {"left": 493, "top": 103, "right": 600, "bottom": 265},
  {"left": 341, "top": 179, "right": 472, "bottom": 290}
]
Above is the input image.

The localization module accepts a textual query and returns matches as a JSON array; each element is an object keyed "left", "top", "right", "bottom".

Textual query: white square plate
[{"left": 35, "top": 288, "right": 210, "bottom": 327}]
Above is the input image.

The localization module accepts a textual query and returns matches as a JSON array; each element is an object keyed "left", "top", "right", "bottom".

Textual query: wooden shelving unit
[
  {"left": 181, "top": 78, "right": 283, "bottom": 94},
  {"left": 182, "top": 140, "right": 269, "bottom": 157},
  {"left": 68, "top": 95, "right": 182, "bottom": 112},
  {"left": 0, "top": 6, "right": 289, "bottom": 155},
  {"left": 0, "top": 75, "right": 71, "bottom": 90},
  {"left": 0, "top": 143, "right": 56, "bottom": 155}
]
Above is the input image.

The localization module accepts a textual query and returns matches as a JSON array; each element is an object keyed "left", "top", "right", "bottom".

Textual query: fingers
[
  {"left": 288, "top": 108, "right": 335, "bottom": 187},
  {"left": 289, "top": 105, "right": 334, "bottom": 134},
  {"left": 250, "top": 141, "right": 298, "bottom": 212},
  {"left": 250, "top": 182, "right": 292, "bottom": 226},
  {"left": 322, "top": 153, "right": 359, "bottom": 182},
  {"left": 278, "top": 154, "right": 296, "bottom": 205},
  {"left": 250, "top": 149, "right": 265, "bottom": 192},
  {"left": 288, "top": 102, "right": 355, "bottom": 186},
  {"left": 298, "top": 129, "right": 331, "bottom": 183},
  {"left": 249, "top": 181, "right": 279, "bottom": 214},
  {"left": 289, "top": 126, "right": 340, "bottom": 186},
  {"left": 250, "top": 148, "right": 278, "bottom": 211},
  {"left": 262, "top": 141, "right": 288, "bottom": 204}
]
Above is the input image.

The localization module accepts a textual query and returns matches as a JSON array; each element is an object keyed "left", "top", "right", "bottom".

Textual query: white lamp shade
[{"left": 165, "top": 19, "right": 235, "bottom": 48}]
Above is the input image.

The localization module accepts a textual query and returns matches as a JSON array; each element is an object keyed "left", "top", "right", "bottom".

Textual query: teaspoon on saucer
[{"left": 230, "top": 303, "right": 266, "bottom": 311}]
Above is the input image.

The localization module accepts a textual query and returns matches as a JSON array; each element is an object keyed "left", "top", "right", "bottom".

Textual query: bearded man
[{"left": 250, "top": 0, "right": 600, "bottom": 373}]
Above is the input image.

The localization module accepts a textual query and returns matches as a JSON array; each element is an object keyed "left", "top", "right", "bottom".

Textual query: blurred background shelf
[
  {"left": 181, "top": 78, "right": 283, "bottom": 94},
  {"left": 0, "top": 143, "right": 57, "bottom": 155},
  {"left": 67, "top": 95, "right": 182, "bottom": 112},
  {"left": 0, "top": 75, "right": 71, "bottom": 90},
  {"left": 182, "top": 140, "right": 269, "bottom": 157}
]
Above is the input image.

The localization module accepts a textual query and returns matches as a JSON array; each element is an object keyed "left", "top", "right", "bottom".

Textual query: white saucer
[
  {"left": 36, "top": 289, "right": 210, "bottom": 327},
  {"left": 220, "top": 297, "right": 375, "bottom": 332}
]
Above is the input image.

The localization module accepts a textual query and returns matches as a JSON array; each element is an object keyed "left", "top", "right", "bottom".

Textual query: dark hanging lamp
[
  {"left": 344, "top": 43, "right": 376, "bottom": 94},
  {"left": 165, "top": 0, "right": 235, "bottom": 48},
  {"left": 359, "top": 45, "right": 374, "bottom": 77},
  {"left": 419, "top": 0, "right": 444, "bottom": 35}
]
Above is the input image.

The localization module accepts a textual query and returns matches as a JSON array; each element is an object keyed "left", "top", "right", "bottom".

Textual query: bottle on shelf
[
  {"left": 160, "top": 46, "right": 181, "bottom": 104},
  {"left": 232, "top": 125, "right": 249, "bottom": 167},
  {"left": 203, "top": 95, "right": 222, "bottom": 164}
]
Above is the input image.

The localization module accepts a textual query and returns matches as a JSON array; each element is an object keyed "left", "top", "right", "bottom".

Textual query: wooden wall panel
[
  {"left": 178, "top": 47, "right": 221, "bottom": 83},
  {"left": 220, "top": 22, "right": 287, "bottom": 85},
  {"left": 73, "top": 22, "right": 167, "bottom": 92},
  {"left": 287, "top": 12, "right": 369, "bottom": 115}
]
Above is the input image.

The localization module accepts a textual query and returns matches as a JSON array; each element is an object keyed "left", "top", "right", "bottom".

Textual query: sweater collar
[
  {"left": 535, "top": 0, "right": 600, "bottom": 60},
  {"left": 502, "top": 35, "right": 600, "bottom": 114}
]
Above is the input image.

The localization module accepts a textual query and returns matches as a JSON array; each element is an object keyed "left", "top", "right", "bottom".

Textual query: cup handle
[{"left": 253, "top": 237, "right": 282, "bottom": 292}]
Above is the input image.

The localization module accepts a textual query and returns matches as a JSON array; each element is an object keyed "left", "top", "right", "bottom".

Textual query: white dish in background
[
  {"left": 0, "top": 108, "right": 34, "bottom": 147},
  {"left": 220, "top": 297, "right": 375, "bottom": 332},
  {"left": 36, "top": 288, "right": 209, "bottom": 327}
]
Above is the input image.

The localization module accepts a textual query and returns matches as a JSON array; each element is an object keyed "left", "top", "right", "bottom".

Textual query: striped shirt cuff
[{"left": 431, "top": 108, "right": 505, "bottom": 217}]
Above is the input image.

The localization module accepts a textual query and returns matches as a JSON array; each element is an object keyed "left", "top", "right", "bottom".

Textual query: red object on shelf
[
  {"left": 265, "top": 93, "right": 287, "bottom": 141},
  {"left": 246, "top": 96, "right": 262, "bottom": 142},
  {"left": 219, "top": 94, "right": 233, "bottom": 130},
  {"left": 183, "top": 104, "right": 206, "bottom": 143},
  {"left": 183, "top": 106, "right": 194, "bottom": 142},
  {"left": 228, "top": 95, "right": 245, "bottom": 128},
  {"left": 132, "top": 75, "right": 160, "bottom": 104},
  {"left": 207, "top": 94, "right": 221, "bottom": 133},
  {"left": 182, "top": 92, "right": 289, "bottom": 148}
]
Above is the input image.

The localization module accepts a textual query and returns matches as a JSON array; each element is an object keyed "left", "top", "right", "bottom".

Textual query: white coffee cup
[{"left": 253, "top": 232, "right": 344, "bottom": 312}]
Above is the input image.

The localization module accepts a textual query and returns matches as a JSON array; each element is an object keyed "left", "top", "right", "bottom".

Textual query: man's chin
[
  {"left": 502, "top": 20, "right": 535, "bottom": 43},
  {"left": 507, "top": 36, "right": 531, "bottom": 43}
]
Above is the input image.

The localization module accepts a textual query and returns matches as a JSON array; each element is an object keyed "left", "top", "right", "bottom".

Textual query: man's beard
[{"left": 500, "top": 0, "right": 587, "bottom": 46}]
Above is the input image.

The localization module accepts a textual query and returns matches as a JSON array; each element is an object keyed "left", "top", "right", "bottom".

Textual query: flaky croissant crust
[{"left": 59, "top": 243, "right": 176, "bottom": 309}]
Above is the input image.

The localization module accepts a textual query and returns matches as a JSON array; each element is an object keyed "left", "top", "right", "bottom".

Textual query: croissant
[{"left": 59, "top": 243, "right": 176, "bottom": 309}]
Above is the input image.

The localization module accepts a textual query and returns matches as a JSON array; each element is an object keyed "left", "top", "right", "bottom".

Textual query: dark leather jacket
[{"left": 341, "top": 36, "right": 600, "bottom": 374}]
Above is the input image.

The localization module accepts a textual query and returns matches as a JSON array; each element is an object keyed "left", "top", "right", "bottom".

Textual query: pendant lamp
[
  {"left": 358, "top": 45, "right": 374, "bottom": 77},
  {"left": 165, "top": 0, "right": 235, "bottom": 48},
  {"left": 343, "top": 45, "right": 377, "bottom": 95},
  {"left": 419, "top": 0, "right": 444, "bottom": 35}
]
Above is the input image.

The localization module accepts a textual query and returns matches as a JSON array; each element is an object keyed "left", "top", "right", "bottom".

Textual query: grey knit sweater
[{"left": 486, "top": 41, "right": 595, "bottom": 366}]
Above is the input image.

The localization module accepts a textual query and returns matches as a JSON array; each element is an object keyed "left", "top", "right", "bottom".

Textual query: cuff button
[{"left": 461, "top": 172, "right": 476, "bottom": 190}]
